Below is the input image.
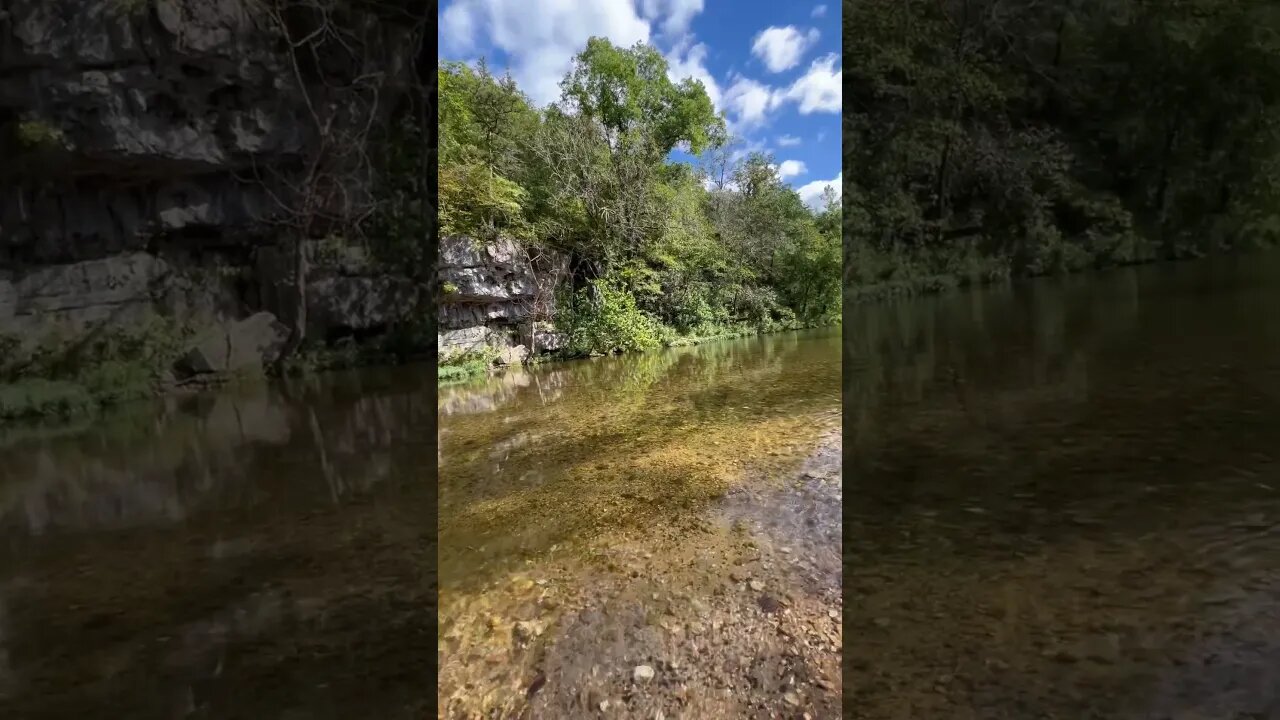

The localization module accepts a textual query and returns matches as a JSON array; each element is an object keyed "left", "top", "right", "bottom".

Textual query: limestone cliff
[
  {"left": 437, "top": 235, "right": 566, "bottom": 360},
  {"left": 0, "top": 0, "right": 423, "bottom": 370}
]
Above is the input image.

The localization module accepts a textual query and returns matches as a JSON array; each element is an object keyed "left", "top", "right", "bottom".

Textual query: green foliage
[
  {"left": 437, "top": 350, "right": 498, "bottom": 383},
  {"left": 437, "top": 38, "right": 841, "bottom": 369},
  {"left": 562, "top": 279, "right": 664, "bottom": 354},
  {"left": 845, "top": 0, "right": 1280, "bottom": 288},
  {"left": 14, "top": 120, "right": 65, "bottom": 150},
  {"left": 560, "top": 38, "right": 726, "bottom": 158},
  {"left": 439, "top": 162, "right": 530, "bottom": 238},
  {"left": 0, "top": 380, "right": 95, "bottom": 421},
  {"left": 0, "top": 317, "right": 191, "bottom": 422}
]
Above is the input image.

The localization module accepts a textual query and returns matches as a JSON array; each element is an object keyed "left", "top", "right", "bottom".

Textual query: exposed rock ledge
[{"left": 437, "top": 235, "right": 566, "bottom": 361}]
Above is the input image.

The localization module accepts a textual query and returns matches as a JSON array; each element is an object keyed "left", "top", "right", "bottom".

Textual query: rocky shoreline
[{"left": 438, "top": 432, "right": 842, "bottom": 719}]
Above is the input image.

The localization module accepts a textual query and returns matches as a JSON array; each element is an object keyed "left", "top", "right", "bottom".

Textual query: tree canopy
[
  {"left": 438, "top": 38, "right": 841, "bottom": 354},
  {"left": 844, "top": 0, "right": 1280, "bottom": 290}
]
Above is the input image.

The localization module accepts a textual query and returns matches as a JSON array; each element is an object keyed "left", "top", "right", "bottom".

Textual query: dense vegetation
[
  {"left": 844, "top": 0, "right": 1280, "bottom": 295},
  {"left": 438, "top": 39, "right": 842, "bottom": 363}
]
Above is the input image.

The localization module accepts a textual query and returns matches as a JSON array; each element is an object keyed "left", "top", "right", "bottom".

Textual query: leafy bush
[
  {"left": 564, "top": 279, "right": 664, "bottom": 354},
  {"left": 0, "top": 380, "right": 95, "bottom": 420}
]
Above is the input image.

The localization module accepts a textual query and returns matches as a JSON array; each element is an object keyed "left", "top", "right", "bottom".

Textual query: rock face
[
  {"left": 0, "top": 253, "right": 169, "bottom": 338},
  {"left": 0, "top": 0, "right": 420, "bottom": 356},
  {"left": 176, "top": 311, "right": 287, "bottom": 376},
  {"left": 438, "top": 236, "right": 566, "bottom": 360},
  {"left": 308, "top": 276, "right": 422, "bottom": 336}
]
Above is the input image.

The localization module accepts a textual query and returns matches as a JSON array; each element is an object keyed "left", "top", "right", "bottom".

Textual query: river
[
  {"left": 0, "top": 326, "right": 842, "bottom": 718},
  {"left": 846, "top": 255, "right": 1280, "bottom": 719},
  {"left": 1, "top": 254, "right": 1275, "bottom": 719}
]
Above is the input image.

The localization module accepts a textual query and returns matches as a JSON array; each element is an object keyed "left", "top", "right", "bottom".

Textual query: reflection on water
[
  {"left": 437, "top": 329, "right": 842, "bottom": 590},
  {"left": 0, "top": 372, "right": 442, "bottom": 718},
  {"left": 846, "top": 255, "right": 1280, "bottom": 719}
]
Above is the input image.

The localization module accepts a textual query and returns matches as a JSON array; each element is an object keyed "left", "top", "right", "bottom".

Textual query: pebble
[
  {"left": 828, "top": 609, "right": 838, "bottom": 619},
  {"left": 749, "top": 579, "right": 765, "bottom": 592},
  {"left": 783, "top": 691, "right": 801, "bottom": 706},
  {"left": 634, "top": 664, "right": 655, "bottom": 683},
  {"left": 513, "top": 620, "right": 544, "bottom": 643}
]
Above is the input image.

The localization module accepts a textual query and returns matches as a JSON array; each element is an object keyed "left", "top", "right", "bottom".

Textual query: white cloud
[
  {"left": 702, "top": 175, "right": 741, "bottom": 192},
  {"left": 775, "top": 159, "right": 807, "bottom": 179},
  {"left": 776, "top": 134, "right": 801, "bottom": 147},
  {"left": 720, "top": 51, "right": 841, "bottom": 129},
  {"left": 722, "top": 75, "right": 783, "bottom": 129},
  {"left": 811, "top": 4, "right": 827, "bottom": 18},
  {"left": 640, "top": 0, "right": 705, "bottom": 37},
  {"left": 781, "top": 53, "right": 841, "bottom": 114},
  {"left": 751, "top": 26, "right": 820, "bottom": 73},
  {"left": 666, "top": 36, "right": 721, "bottom": 110},
  {"left": 439, "top": 0, "right": 651, "bottom": 106},
  {"left": 796, "top": 172, "right": 841, "bottom": 209}
]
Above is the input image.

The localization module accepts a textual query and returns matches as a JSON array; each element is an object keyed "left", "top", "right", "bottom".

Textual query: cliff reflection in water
[{"left": 0, "top": 363, "right": 454, "bottom": 717}]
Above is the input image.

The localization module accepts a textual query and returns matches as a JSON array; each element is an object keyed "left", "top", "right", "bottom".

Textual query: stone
[
  {"left": 439, "top": 326, "right": 489, "bottom": 357},
  {"left": 306, "top": 276, "right": 420, "bottom": 334},
  {"left": 512, "top": 620, "right": 543, "bottom": 644},
  {"left": 175, "top": 311, "right": 287, "bottom": 376},
  {"left": 1, "top": 0, "right": 416, "bottom": 350},
  {"left": 7, "top": 252, "right": 167, "bottom": 316},
  {"left": 497, "top": 344, "right": 529, "bottom": 366},
  {"left": 749, "top": 579, "right": 764, "bottom": 592},
  {"left": 633, "top": 664, "right": 655, "bottom": 683},
  {"left": 783, "top": 691, "right": 801, "bottom": 706}
]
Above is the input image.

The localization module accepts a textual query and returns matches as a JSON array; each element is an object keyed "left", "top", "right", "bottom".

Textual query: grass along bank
[{"left": 437, "top": 315, "right": 841, "bottom": 385}]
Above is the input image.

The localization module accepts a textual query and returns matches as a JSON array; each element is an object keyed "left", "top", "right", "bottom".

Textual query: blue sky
[{"left": 439, "top": 0, "right": 841, "bottom": 209}]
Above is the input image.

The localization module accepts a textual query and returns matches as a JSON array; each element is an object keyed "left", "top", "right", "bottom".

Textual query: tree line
[
  {"left": 844, "top": 0, "right": 1280, "bottom": 294},
  {"left": 438, "top": 38, "right": 842, "bottom": 356}
]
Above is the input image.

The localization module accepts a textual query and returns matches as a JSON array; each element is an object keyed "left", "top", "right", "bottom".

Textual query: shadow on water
[{"left": 845, "top": 255, "right": 1280, "bottom": 719}]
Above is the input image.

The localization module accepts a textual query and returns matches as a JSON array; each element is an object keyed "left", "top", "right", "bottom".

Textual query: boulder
[
  {"left": 438, "top": 326, "right": 488, "bottom": 357},
  {"left": 496, "top": 344, "right": 528, "bottom": 366},
  {"left": 176, "top": 311, "right": 287, "bottom": 376},
  {"left": 520, "top": 322, "right": 565, "bottom": 353}
]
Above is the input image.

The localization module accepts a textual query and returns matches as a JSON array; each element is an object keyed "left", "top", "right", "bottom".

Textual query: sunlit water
[{"left": 845, "top": 254, "right": 1280, "bottom": 719}]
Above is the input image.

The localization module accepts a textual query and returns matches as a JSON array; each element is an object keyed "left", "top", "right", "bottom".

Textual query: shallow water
[
  {"left": 437, "top": 330, "right": 842, "bottom": 718},
  {"left": 438, "top": 328, "right": 841, "bottom": 592},
  {"left": 845, "top": 255, "right": 1280, "bottom": 719},
  {"left": 0, "top": 326, "right": 839, "bottom": 718}
]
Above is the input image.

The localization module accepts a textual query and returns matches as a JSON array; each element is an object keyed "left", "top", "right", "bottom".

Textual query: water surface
[
  {"left": 846, "top": 255, "right": 1280, "bottom": 719},
  {"left": 0, "top": 325, "right": 839, "bottom": 718}
]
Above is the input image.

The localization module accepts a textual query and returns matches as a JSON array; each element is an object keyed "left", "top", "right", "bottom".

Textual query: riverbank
[{"left": 437, "top": 318, "right": 842, "bottom": 385}]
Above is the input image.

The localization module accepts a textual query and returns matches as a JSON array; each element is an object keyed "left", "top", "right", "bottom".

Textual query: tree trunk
[
  {"left": 274, "top": 234, "right": 308, "bottom": 372},
  {"left": 1155, "top": 124, "right": 1177, "bottom": 256}
]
